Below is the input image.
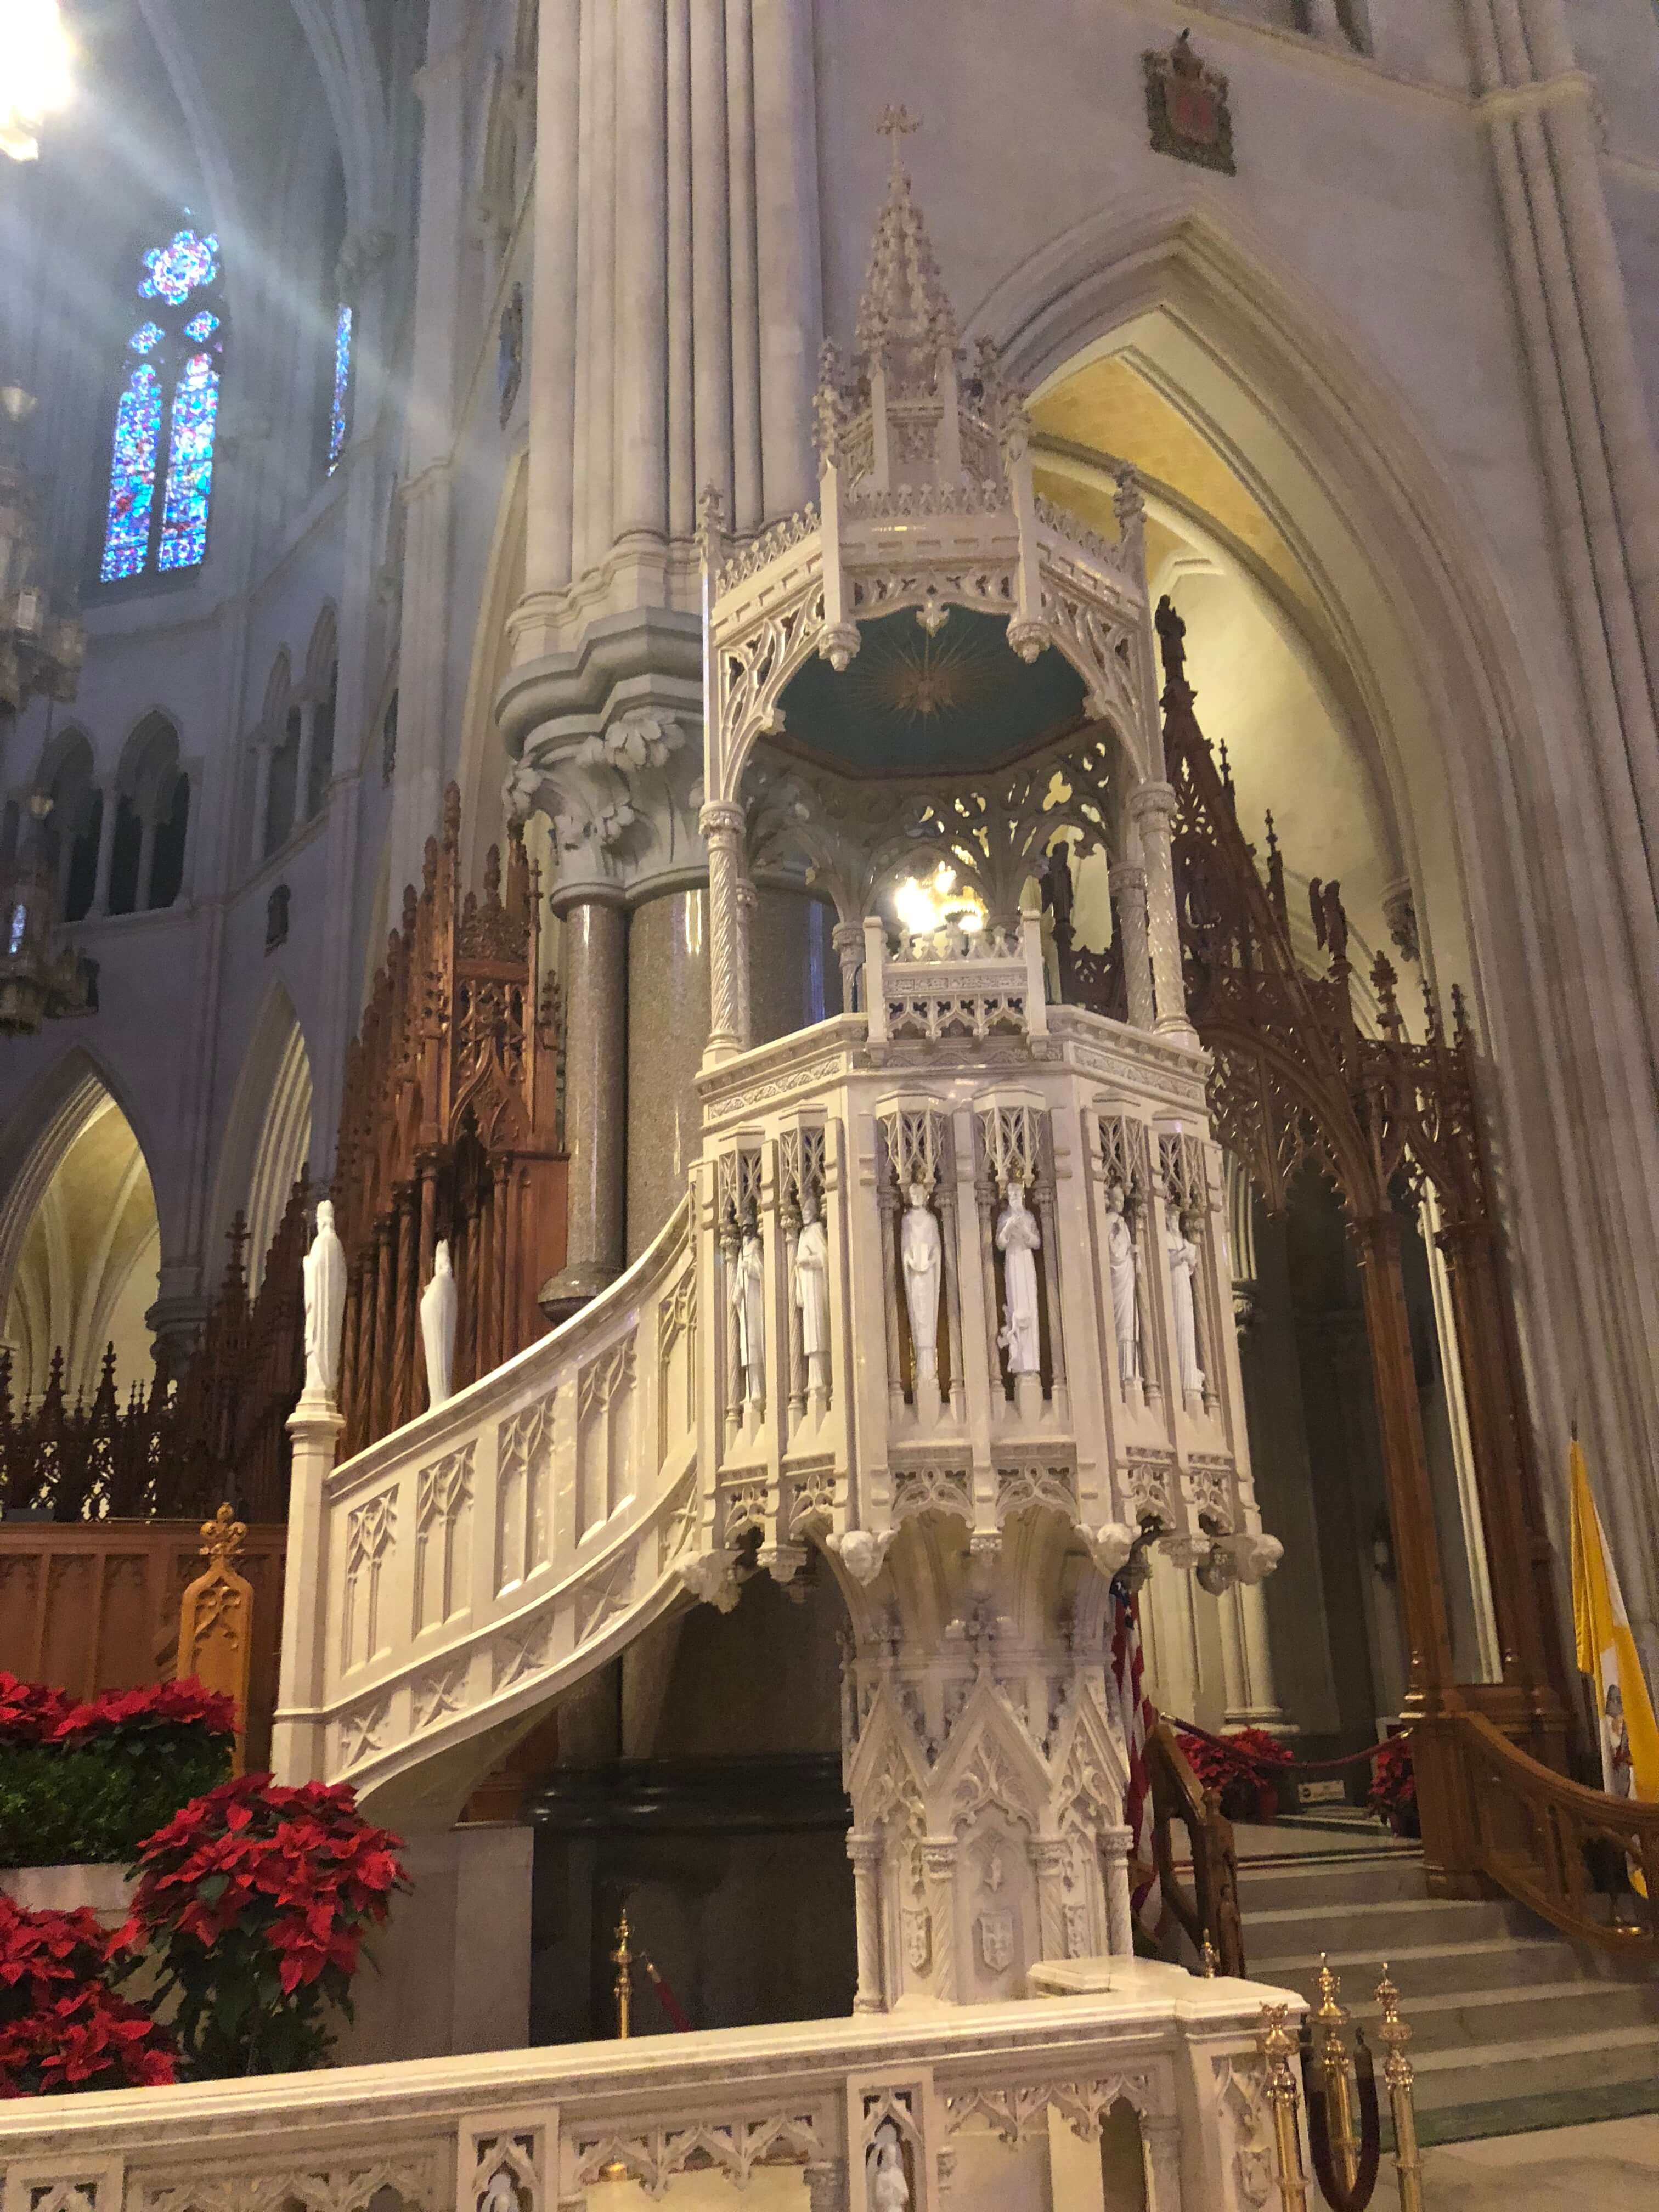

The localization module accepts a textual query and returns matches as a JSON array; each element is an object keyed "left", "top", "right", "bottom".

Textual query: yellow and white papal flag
[{"left": 1570, "top": 1437, "right": 1659, "bottom": 1807}]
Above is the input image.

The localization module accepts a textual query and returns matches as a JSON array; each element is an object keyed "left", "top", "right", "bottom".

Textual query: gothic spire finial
[
  {"left": 874, "top": 103, "right": 920, "bottom": 168},
  {"left": 855, "top": 106, "right": 956, "bottom": 368}
]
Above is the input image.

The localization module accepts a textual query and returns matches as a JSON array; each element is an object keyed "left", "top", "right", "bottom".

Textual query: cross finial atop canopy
[{"left": 874, "top": 103, "right": 919, "bottom": 168}]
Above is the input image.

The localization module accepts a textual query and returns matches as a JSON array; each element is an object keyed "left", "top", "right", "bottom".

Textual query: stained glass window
[
  {"left": 98, "top": 222, "right": 226, "bottom": 585},
  {"left": 328, "top": 303, "right": 352, "bottom": 473}
]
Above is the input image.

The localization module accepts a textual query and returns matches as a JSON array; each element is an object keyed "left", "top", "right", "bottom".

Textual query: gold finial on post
[
  {"left": 1257, "top": 2003, "right": 1310, "bottom": 2212},
  {"left": 1374, "top": 1967, "right": 1425, "bottom": 2212},
  {"left": 1312, "top": 1954, "right": 1359, "bottom": 2198},
  {"left": 1201, "top": 1933, "right": 1219, "bottom": 1977},
  {"left": 199, "top": 1500, "right": 247, "bottom": 1566},
  {"left": 612, "top": 1905, "right": 634, "bottom": 2041}
]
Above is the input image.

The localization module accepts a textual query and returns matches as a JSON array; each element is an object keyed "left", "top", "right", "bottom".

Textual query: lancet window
[{"left": 99, "top": 223, "right": 225, "bottom": 584}]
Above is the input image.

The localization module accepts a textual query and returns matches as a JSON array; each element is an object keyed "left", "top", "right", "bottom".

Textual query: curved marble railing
[{"left": 273, "top": 1200, "right": 698, "bottom": 1823}]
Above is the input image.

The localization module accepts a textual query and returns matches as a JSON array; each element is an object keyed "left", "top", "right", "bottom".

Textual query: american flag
[{"left": 1109, "top": 1573, "right": 1161, "bottom": 1942}]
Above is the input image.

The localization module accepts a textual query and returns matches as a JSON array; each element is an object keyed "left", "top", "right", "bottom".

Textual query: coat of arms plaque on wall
[{"left": 1143, "top": 30, "right": 1235, "bottom": 176}]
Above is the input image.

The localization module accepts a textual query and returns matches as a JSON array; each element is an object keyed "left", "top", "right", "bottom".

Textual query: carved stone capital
[
  {"left": 1128, "top": 778, "right": 1178, "bottom": 834},
  {"left": 699, "top": 798, "right": 747, "bottom": 843}
]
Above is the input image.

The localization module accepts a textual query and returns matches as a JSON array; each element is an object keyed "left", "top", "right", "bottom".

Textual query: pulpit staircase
[{"left": 1237, "top": 1838, "right": 1659, "bottom": 2135}]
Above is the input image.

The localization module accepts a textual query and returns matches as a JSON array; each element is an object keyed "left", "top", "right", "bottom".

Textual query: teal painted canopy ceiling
[{"left": 774, "top": 606, "right": 1088, "bottom": 774}]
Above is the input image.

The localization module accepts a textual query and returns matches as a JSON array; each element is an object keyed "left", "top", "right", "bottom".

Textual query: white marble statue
[
  {"left": 420, "top": 1239, "right": 458, "bottom": 1407},
  {"left": 732, "top": 1216, "right": 766, "bottom": 1404},
  {"left": 1103, "top": 1182, "right": 1139, "bottom": 1388},
  {"left": 871, "top": 2140, "right": 910, "bottom": 2212},
  {"left": 1167, "top": 1205, "right": 1206, "bottom": 1399},
  {"left": 995, "top": 1182, "right": 1043, "bottom": 1376},
  {"left": 301, "top": 1199, "right": 347, "bottom": 1399},
  {"left": 793, "top": 1193, "right": 830, "bottom": 1394},
  {"left": 900, "top": 1182, "right": 942, "bottom": 1384}
]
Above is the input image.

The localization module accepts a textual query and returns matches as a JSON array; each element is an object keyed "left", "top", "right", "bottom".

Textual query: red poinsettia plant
[
  {"left": 0, "top": 1895, "right": 176, "bottom": 2096},
  {"left": 120, "top": 1772, "right": 408, "bottom": 2076},
  {"left": 52, "top": 1679, "right": 238, "bottom": 1743},
  {"left": 0, "top": 1674, "right": 74, "bottom": 1747},
  {"left": 1368, "top": 1732, "right": 1419, "bottom": 1838},
  {"left": 1176, "top": 1724, "right": 1294, "bottom": 1823}
]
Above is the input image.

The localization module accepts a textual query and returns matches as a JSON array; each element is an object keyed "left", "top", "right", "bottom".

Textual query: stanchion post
[
  {"left": 1259, "top": 2003, "right": 1310, "bottom": 2212},
  {"left": 1312, "top": 1955, "right": 1360, "bottom": 2197},
  {"left": 1375, "top": 1968, "right": 1425, "bottom": 2212}
]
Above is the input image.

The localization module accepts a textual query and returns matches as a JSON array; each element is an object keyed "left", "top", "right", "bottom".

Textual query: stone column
[
  {"left": 1141, "top": 2114, "right": 1183, "bottom": 2212},
  {"left": 626, "top": 889, "right": 710, "bottom": 1259},
  {"left": 1109, "top": 860, "right": 1154, "bottom": 1031},
  {"left": 1098, "top": 1825, "right": 1133, "bottom": 1957},
  {"left": 135, "top": 814, "right": 157, "bottom": 912},
  {"left": 614, "top": 0, "right": 669, "bottom": 544},
  {"left": 832, "top": 919, "right": 863, "bottom": 1012},
  {"left": 1220, "top": 1581, "right": 1286, "bottom": 1736},
  {"left": 701, "top": 799, "right": 748, "bottom": 1063},
  {"left": 847, "top": 1832, "right": 884, "bottom": 2011},
  {"left": 751, "top": 0, "right": 821, "bottom": 518},
  {"left": 294, "top": 703, "right": 318, "bottom": 827},
  {"left": 271, "top": 1387, "right": 343, "bottom": 1786},
  {"left": 92, "top": 785, "right": 118, "bottom": 915},
  {"left": 543, "top": 900, "right": 628, "bottom": 1313},
  {"left": 690, "top": 0, "right": 733, "bottom": 513},
  {"left": 523, "top": 0, "right": 580, "bottom": 600},
  {"left": 1129, "top": 781, "right": 1193, "bottom": 1044}
]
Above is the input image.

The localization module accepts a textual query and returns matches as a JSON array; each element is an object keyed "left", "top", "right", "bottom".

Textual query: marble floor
[{"left": 1418, "top": 2115, "right": 1659, "bottom": 2207}]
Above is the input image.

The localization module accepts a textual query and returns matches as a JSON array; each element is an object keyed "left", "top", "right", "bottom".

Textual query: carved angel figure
[
  {"left": 302, "top": 1199, "right": 347, "bottom": 1398},
  {"left": 1103, "top": 1181, "right": 1138, "bottom": 1387},
  {"left": 421, "top": 1239, "right": 458, "bottom": 1407},
  {"left": 995, "top": 1182, "right": 1042, "bottom": 1376},
  {"left": 900, "top": 1183, "right": 942, "bottom": 1384},
  {"left": 793, "top": 1193, "right": 830, "bottom": 1393},
  {"left": 871, "top": 2140, "right": 910, "bottom": 2212},
  {"left": 732, "top": 1215, "right": 766, "bottom": 1404}
]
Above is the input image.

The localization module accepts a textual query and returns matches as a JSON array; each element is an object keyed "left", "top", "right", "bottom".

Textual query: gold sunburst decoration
[{"left": 839, "top": 613, "right": 1022, "bottom": 733}]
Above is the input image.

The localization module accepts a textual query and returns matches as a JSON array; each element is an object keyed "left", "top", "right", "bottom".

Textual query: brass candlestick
[
  {"left": 1374, "top": 1968, "right": 1424, "bottom": 2212},
  {"left": 612, "top": 1905, "right": 634, "bottom": 2040},
  {"left": 1312, "top": 1955, "right": 1359, "bottom": 2196},
  {"left": 1258, "top": 2003, "right": 1310, "bottom": 2212}
]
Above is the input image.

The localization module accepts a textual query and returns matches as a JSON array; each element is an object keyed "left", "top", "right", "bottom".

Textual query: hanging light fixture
[{"left": 0, "top": 0, "right": 73, "bottom": 162}]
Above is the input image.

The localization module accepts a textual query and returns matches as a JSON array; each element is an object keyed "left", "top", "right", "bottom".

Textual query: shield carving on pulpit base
[
  {"left": 902, "top": 1908, "right": 932, "bottom": 1973},
  {"left": 1143, "top": 31, "right": 1236, "bottom": 177},
  {"left": 977, "top": 1907, "right": 1015, "bottom": 1973}
]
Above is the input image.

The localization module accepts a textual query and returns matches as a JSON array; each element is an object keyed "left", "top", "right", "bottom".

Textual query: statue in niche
[
  {"left": 900, "top": 1183, "right": 942, "bottom": 1386},
  {"left": 1167, "top": 1201, "right": 1206, "bottom": 1399},
  {"left": 731, "top": 1212, "right": 766, "bottom": 1404},
  {"left": 1103, "top": 1182, "right": 1139, "bottom": 1387},
  {"left": 421, "top": 1239, "right": 458, "bottom": 1407},
  {"left": 870, "top": 2137, "right": 910, "bottom": 2212},
  {"left": 302, "top": 1199, "right": 347, "bottom": 1399},
  {"left": 995, "top": 1182, "right": 1043, "bottom": 1377},
  {"left": 793, "top": 1191, "right": 830, "bottom": 1394}
]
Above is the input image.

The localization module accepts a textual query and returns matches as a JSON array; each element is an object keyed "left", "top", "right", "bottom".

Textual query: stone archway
[{"left": 978, "top": 205, "right": 1659, "bottom": 1676}]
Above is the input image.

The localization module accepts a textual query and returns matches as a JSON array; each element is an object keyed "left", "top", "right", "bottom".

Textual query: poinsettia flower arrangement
[
  {"left": 1368, "top": 1733, "right": 1419, "bottom": 1837},
  {"left": 1175, "top": 1723, "right": 1294, "bottom": 1822},
  {"left": 0, "top": 1895, "right": 176, "bottom": 2096},
  {"left": 121, "top": 1773, "right": 408, "bottom": 2076},
  {"left": 0, "top": 1672, "right": 237, "bottom": 1866}
]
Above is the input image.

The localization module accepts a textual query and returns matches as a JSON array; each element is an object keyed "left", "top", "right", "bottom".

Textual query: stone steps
[{"left": 1232, "top": 1835, "right": 1659, "bottom": 2125}]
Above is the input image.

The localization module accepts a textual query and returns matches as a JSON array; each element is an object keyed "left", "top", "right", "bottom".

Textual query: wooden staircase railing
[
  {"left": 1450, "top": 1709, "right": 1659, "bottom": 1957},
  {"left": 1148, "top": 1715, "right": 1247, "bottom": 1976}
]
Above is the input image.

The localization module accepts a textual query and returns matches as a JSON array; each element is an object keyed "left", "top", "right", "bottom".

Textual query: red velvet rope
[{"left": 1169, "top": 1716, "right": 1412, "bottom": 1776}]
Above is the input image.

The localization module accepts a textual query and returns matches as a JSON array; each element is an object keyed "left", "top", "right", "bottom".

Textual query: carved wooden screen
[
  {"left": 1060, "top": 601, "right": 1569, "bottom": 1785},
  {"left": 330, "top": 784, "right": 566, "bottom": 1457}
]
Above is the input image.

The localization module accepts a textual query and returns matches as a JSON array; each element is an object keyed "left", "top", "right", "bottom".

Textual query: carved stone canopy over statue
[
  {"left": 302, "top": 1199, "right": 347, "bottom": 1400},
  {"left": 900, "top": 1182, "right": 942, "bottom": 1384},
  {"left": 995, "top": 1181, "right": 1043, "bottom": 1377}
]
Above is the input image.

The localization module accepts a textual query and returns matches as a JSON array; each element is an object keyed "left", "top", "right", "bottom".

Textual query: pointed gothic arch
[
  {"left": 972, "top": 194, "right": 1659, "bottom": 1701},
  {"left": 208, "top": 981, "right": 314, "bottom": 1291}
]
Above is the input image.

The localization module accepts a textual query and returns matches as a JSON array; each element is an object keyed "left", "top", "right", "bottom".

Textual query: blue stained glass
[
  {"left": 100, "top": 362, "right": 164, "bottom": 582},
  {"left": 130, "top": 322, "right": 165, "bottom": 354},
  {"left": 183, "top": 310, "right": 219, "bottom": 341},
  {"left": 157, "top": 352, "right": 219, "bottom": 571},
  {"left": 328, "top": 302, "right": 352, "bottom": 472},
  {"left": 139, "top": 229, "right": 219, "bottom": 307}
]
